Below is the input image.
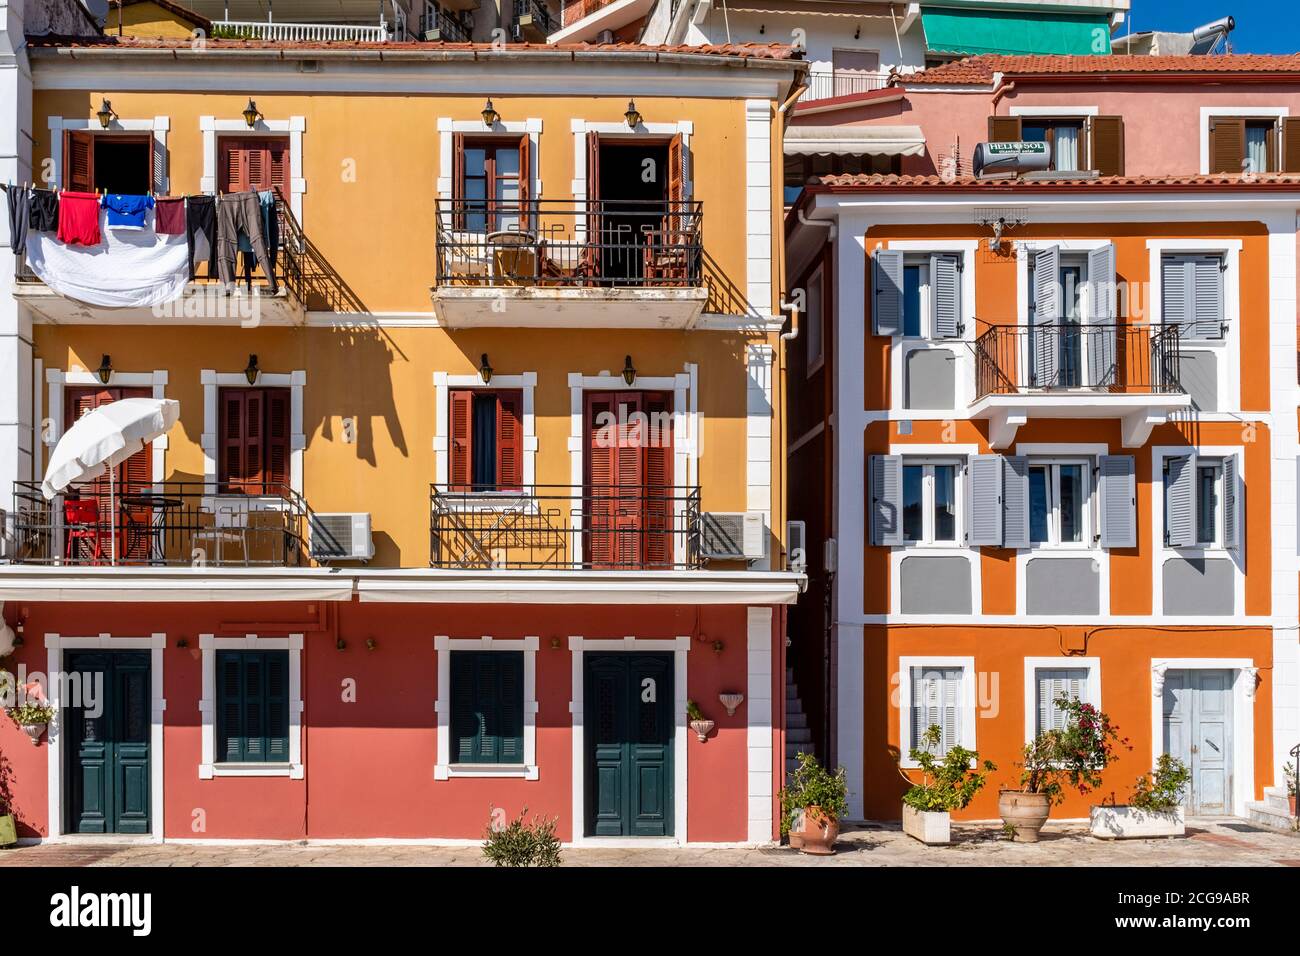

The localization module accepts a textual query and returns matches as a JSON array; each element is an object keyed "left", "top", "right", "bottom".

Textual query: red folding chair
[{"left": 64, "top": 497, "right": 107, "bottom": 564}]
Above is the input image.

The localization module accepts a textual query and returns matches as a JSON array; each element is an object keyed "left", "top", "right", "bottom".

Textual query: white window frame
[
  {"left": 46, "top": 115, "right": 170, "bottom": 192},
  {"left": 432, "top": 371, "right": 538, "bottom": 495},
  {"left": 200, "top": 368, "right": 306, "bottom": 496},
  {"left": 1194, "top": 458, "right": 1226, "bottom": 547},
  {"left": 201, "top": 115, "right": 306, "bottom": 225},
  {"left": 433, "top": 635, "right": 539, "bottom": 780},
  {"left": 1009, "top": 107, "right": 1098, "bottom": 173},
  {"left": 45, "top": 368, "right": 169, "bottom": 485},
  {"left": 900, "top": 456, "right": 963, "bottom": 547},
  {"left": 897, "top": 655, "right": 976, "bottom": 768},
  {"left": 805, "top": 263, "right": 825, "bottom": 376},
  {"left": 1027, "top": 457, "right": 1094, "bottom": 550},
  {"left": 1023, "top": 657, "right": 1101, "bottom": 743},
  {"left": 900, "top": 255, "right": 932, "bottom": 339},
  {"left": 1198, "top": 106, "right": 1288, "bottom": 175},
  {"left": 198, "top": 633, "right": 304, "bottom": 779}
]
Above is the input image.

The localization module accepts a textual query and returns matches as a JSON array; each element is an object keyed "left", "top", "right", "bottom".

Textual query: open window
[
  {"left": 1164, "top": 452, "right": 1241, "bottom": 550},
  {"left": 64, "top": 130, "right": 157, "bottom": 194},
  {"left": 987, "top": 115, "right": 1125, "bottom": 176},
  {"left": 451, "top": 133, "right": 530, "bottom": 233},
  {"left": 1208, "top": 116, "right": 1300, "bottom": 173},
  {"left": 448, "top": 388, "right": 523, "bottom": 492},
  {"left": 1028, "top": 244, "right": 1117, "bottom": 388},
  {"left": 872, "top": 249, "right": 962, "bottom": 339},
  {"left": 901, "top": 459, "right": 961, "bottom": 545}
]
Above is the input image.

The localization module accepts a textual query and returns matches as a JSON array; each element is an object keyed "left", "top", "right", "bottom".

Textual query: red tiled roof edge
[
  {"left": 807, "top": 172, "right": 1300, "bottom": 190},
  {"left": 902, "top": 54, "right": 1300, "bottom": 87}
]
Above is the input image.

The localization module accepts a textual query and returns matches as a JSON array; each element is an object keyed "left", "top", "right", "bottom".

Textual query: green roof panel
[{"left": 921, "top": 8, "right": 1113, "bottom": 57}]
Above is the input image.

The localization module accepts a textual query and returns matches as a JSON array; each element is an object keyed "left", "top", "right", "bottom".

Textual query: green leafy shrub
[
  {"left": 7, "top": 701, "right": 54, "bottom": 726},
  {"left": 779, "top": 751, "right": 847, "bottom": 834},
  {"left": 1283, "top": 761, "right": 1297, "bottom": 797},
  {"left": 481, "top": 807, "right": 561, "bottom": 867},
  {"left": 1129, "top": 754, "right": 1190, "bottom": 812},
  {"left": 902, "top": 724, "right": 995, "bottom": 812},
  {"left": 686, "top": 699, "right": 704, "bottom": 722},
  {"left": 1016, "top": 694, "right": 1129, "bottom": 806}
]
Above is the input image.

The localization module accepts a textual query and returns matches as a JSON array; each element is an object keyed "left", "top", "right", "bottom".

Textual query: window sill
[
  {"left": 199, "top": 762, "right": 304, "bottom": 779},
  {"left": 434, "top": 763, "right": 539, "bottom": 781}
]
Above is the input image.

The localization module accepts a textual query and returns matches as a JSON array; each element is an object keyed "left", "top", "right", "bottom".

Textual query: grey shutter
[
  {"left": 1031, "top": 246, "right": 1061, "bottom": 387},
  {"left": 1162, "top": 255, "right": 1192, "bottom": 337},
  {"left": 930, "top": 253, "right": 961, "bottom": 339},
  {"left": 872, "top": 249, "right": 904, "bottom": 337},
  {"left": 1002, "top": 455, "right": 1030, "bottom": 550},
  {"left": 1193, "top": 256, "right": 1224, "bottom": 339},
  {"left": 1099, "top": 455, "right": 1137, "bottom": 549},
  {"left": 1086, "top": 243, "right": 1117, "bottom": 387},
  {"left": 869, "top": 454, "right": 903, "bottom": 546},
  {"left": 1165, "top": 454, "right": 1197, "bottom": 548},
  {"left": 912, "top": 666, "right": 961, "bottom": 754},
  {"left": 967, "top": 454, "right": 1004, "bottom": 547},
  {"left": 1037, "top": 668, "right": 1088, "bottom": 734},
  {"left": 1222, "top": 453, "right": 1240, "bottom": 550}
]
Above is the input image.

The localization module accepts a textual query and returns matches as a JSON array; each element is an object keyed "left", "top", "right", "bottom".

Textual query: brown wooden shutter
[
  {"left": 516, "top": 134, "right": 531, "bottom": 207},
  {"left": 267, "top": 140, "right": 289, "bottom": 194},
  {"left": 65, "top": 130, "right": 95, "bottom": 192},
  {"left": 1090, "top": 116, "right": 1125, "bottom": 176},
  {"left": 584, "top": 391, "right": 618, "bottom": 567},
  {"left": 642, "top": 390, "right": 673, "bottom": 569},
  {"left": 449, "top": 388, "right": 473, "bottom": 490},
  {"left": 1209, "top": 118, "right": 1245, "bottom": 173},
  {"left": 244, "top": 389, "right": 265, "bottom": 491},
  {"left": 1282, "top": 118, "right": 1300, "bottom": 173},
  {"left": 613, "top": 391, "right": 644, "bottom": 568},
  {"left": 218, "top": 139, "right": 247, "bottom": 193},
  {"left": 218, "top": 388, "right": 247, "bottom": 490},
  {"left": 265, "top": 388, "right": 291, "bottom": 492},
  {"left": 585, "top": 132, "right": 602, "bottom": 278},
  {"left": 451, "top": 132, "right": 466, "bottom": 229},
  {"left": 219, "top": 138, "right": 289, "bottom": 193},
  {"left": 496, "top": 390, "right": 523, "bottom": 491},
  {"left": 987, "top": 115, "right": 1022, "bottom": 142}
]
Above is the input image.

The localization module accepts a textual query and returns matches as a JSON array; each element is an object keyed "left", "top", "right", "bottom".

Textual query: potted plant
[
  {"left": 1090, "top": 753, "right": 1189, "bottom": 839},
  {"left": 8, "top": 700, "right": 55, "bottom": 747},
  {"left": 900, "top": 724, "right": 995, "bottom": 845},
  {"left": 999, "top": 694, "right": 1128, "bottom": 843},
  {"left": 779, "top": 751, "right": 847, "bottom": 855},
  {"left": 686, "top": 700, "right": 714, "bottom": 742},
  {"left": 1284, "top": 761, "right": 1297, "bottom": 817},
  {"left": 481, "top": 806, "right": 561, "bottom": 867}
]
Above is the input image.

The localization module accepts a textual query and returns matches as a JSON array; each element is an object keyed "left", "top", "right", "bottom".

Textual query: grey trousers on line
[{"left": 217, "top": 192, "right": 277, "bottom": 292}]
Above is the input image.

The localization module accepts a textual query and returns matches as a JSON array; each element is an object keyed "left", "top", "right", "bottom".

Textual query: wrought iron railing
[
  {"left": 8, "top": 481, "right": 312, "bottom": 567},
  {"left": 212, "top": 20, "right": 390, "bottom": 42},
  {"left": 804, "top": 69, "right": 890, "bottom": 102},
  {"left": 513, "top": 0, "right": 555, "bottom": 36},
  {"left": 435, "top": 198, "right": 703, "bottom": 288},
  {"left": 420, "top": 5, "right": 473, "bottom": 41},
  {"left": 430, "top": 484, "right": 702, "bottom": 570},
  {"left": 974, "top": 322, "right": 1183, "bottom": 399}
]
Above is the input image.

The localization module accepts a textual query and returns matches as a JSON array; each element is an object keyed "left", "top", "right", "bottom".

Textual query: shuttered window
[
  {"left": 448, "top": 389, "right": 524, "bottom": 491},
  {"left": 216, "top": 650, "right": 290, "bottom": 764},
  {"left": 910, "top": 666, "right": 963, "bottom": 755},
  {"left": 1208, "top": 117, "right": 1280, "bottom": 173},
  {"left": 218, "top": 387, "right": 291, "bottom": 494},
  {"left": 1164, "top": 453, "right": 1241, "bottom": 550},
  {"left": 452, "top": 134, "right": 530, "bottom": 232},
  {"left": 1162, "top": 254, "right": 1224, "bottom": 340},
  {"left": 1034, "top": 667, "right": 1089, "bottom": 735},
  {"left": 449, "top": 651, "right": 525, "bottom": 765},
  {"left": 218, "top": 137, "right": 289, "bottom": 193}
]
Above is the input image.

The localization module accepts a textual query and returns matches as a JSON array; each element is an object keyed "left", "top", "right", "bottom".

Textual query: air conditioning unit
[
  {"left": 786, "top": 520, "right": 807, "bottom": 573},
  {"left": 700, "top": 511, "right": 767, "bottom": 561},
  {"left": 309, "top": 512, "right": 374, "bottom": 562}
]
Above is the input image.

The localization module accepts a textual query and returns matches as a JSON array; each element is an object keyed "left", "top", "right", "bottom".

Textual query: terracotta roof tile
[
  {"left": 808, "top": 172, "right": 1300, "bottom": 189},
  {"left": 27, "top": 35, "right": 802, "bottom": 60},
  {"left": 902, "top": 54, "right": 1300, "bottom": 86}
]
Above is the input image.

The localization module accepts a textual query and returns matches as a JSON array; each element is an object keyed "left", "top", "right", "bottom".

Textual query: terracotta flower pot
[
  {"left": 798, "top": 805, "right": 840, "bottom": 856},
  {"left": 1289, "top": 793, "right": 1297, "bottom": 817},
  {"left": 998, "top": 789, "right": 1051, "bottom": 843}
]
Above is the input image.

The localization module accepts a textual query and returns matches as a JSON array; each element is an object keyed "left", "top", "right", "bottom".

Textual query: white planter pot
[
  {"left": 901, "top": 804, "right": 951, "bottom": 845},
  {"left": 1090, "top": 805, "right": 1185, "bottom": 839},
  {"left": 21, "top": 722, "right": 47, "bottom": 746}
]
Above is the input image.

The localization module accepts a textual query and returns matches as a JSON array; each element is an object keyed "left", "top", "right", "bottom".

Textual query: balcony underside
[
  {"left": 970, "top": 392, "right": 1193, "bottom": 449},
  {"left": 430, "top": 285, "right": 708, "bottom": 329},
  {"left": 13, "top": 282, "right": 306, "bottom": 326}
]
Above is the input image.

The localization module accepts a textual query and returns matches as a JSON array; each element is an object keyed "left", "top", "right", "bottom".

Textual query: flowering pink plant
[{"left": 1015, "top": 695, "right": 1130, "bottom": 806}]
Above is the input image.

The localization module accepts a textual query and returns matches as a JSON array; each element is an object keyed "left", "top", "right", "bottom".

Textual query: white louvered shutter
[
  {"left": 873, "top": 249, "right": 905, "bottom": 337},
  {"left": 930, "top": 253, "right": 961, "bottom": 339},
  {"left": 967, "top": 455, "right": 1004, "bottom": 547},
  {"left": 1165, "top": 454, "right": 1197, "bottom": 548},
  {"left": 1222, "top": 453, "right": 1240, "bottom": 550},
  {"left": 1032, "top": 246, "right": 1061, "bottom": 386},
  {"left": 1002, "top": 456, "right": 1030, "bottom": 550},
  {"left": 1086, "top": 243, "right": 1117, "bottom": 386}
]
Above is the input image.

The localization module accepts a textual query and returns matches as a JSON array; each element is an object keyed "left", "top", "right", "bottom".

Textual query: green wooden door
[
  {"left": 585, "top": 653, "right": 673, "bottom": 837},
  {"left": 65, "top": 651, "right": 151, "bottom": 834}
]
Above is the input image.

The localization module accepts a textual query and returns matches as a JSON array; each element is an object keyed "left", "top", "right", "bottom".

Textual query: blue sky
[{"left": 1119, "top": 0, "right": 1300, "bottom": 54}]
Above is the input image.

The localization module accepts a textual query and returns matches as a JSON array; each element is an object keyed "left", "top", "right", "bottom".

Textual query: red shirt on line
[{"left": 57, "top": 191, "right": 101, "bottom": 246}]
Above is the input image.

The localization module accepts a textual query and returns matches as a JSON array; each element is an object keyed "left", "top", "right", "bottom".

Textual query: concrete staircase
[
  {"left": 785, "top": 667, "right": 813, "bottom": 777},
  {"left": 1245, "top": 786, "right": 1296, "bottom": 833}
]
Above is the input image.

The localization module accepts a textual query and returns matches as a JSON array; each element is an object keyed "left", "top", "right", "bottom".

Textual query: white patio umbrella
[{"left": 41, "top": 397, "right": 180, "bottom": 564}]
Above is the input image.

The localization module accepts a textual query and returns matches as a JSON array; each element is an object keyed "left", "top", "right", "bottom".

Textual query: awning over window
[
  {"left": 785, "top": 125, "right": 926, "bottom": 158},
  {"left": 920, "top": 8, "right": 1112, "bottom": 57}
]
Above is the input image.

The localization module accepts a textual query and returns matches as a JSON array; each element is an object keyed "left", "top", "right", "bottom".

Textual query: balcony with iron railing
[
  {"left": 431, "top": 198, "right": 709, "bottom": 327},
  {"left": 419, "top": 5, "right": 473, "bottom": 41},
  {"left": 430, "top": 484, "right": 702, "bottom": 570},
  {"left": 802, "top": 69, "right": 891, "bottom": 103},
  {"left": 513, "top": 0, "right": 555, "bottom": 41},
  {"left": 970, "top": 321, "right": 1191, "bottom": 447},
  {"left": 8, "top": 481, "right": 316, "bottom": 568}
]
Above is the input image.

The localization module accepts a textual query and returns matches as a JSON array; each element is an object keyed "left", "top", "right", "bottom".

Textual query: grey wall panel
[
  {"left": 1162, "top": 557, "right": 1234, "bottom": 615},
  {"left": 1026, "top": 557, "right": 1100, "bottom": 615},
  {"left": 905, "top": 349, "right": 956, "bottom": 410},
  {"left": 899, "top": 555, "right": 972, "bottom": 614}
]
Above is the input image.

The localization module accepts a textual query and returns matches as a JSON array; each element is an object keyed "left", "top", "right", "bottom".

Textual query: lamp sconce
[
  {"left": 96, "top": 98, "right": 116, "bottom": 129},
  {"left": 95, "top": 354, "right": 113, "bottom": 385},
  {"left": 481, "top": 97, "right": 500, "bottom": 128},
  {"left": 550, "top": 637, "right": 562, "bottom": 650},
  {"left": 621, "top": 354, "right": 637, "bottom": 386},
  {"left": 711, "top": 639, "right": 725, "bottom": 655},
  {"left": 336, "top": 638, "right": 347, "bottom": 651},
  {"left": 478, "top": 353, "right": 494, "bottom": 384},
  {"left": 366, "top": 638, "right": 377, "bottom": 651},
  {"left": 624, "top": 99, "right": 642, "bottom": 129},
  {"left": 242, "top": 98, "right": 262, "bottom": 129},
  {"left": 243, "top": 354, "right": 260, "bottom": 386},
  {"left": 719, "top": 692, "right": 744, "bottom": 717}
]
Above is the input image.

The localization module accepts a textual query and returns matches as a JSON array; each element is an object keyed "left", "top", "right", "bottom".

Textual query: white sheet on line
[{"left": 25, "top": 209, "right": 191, "bottom": 308}]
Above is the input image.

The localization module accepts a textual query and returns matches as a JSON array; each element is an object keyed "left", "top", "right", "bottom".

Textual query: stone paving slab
[{"left": 1, "top": 818, "right": 1294, "bottom": 867}]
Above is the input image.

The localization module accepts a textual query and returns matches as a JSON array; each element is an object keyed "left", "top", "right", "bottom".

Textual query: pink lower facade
[{"left": 2, "top": 600, "right": 784, "bottom": 845}]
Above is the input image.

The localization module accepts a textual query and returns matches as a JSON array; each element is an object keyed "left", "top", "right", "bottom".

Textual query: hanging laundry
[
  {"left": 6, "top": 185, "right": 29, "bottom": 255},
  {"left": 103, "top": 193, "right": 155, "bottom": 230},
  {"left": 239, "top": 190, "right": 280, "bottom": 287},
  {"left": 185, "top": 194, "right": 216, "bottom": 279},
  {"left": 57, "top": 191, "right": 101, "bottom": 246},
  {"left": 217, "top": 191, "right": 276, "bottom": 293},
  {"left": 26, "top": 207, "right": 190, "bottom": 308},
  {"left": 154, "top": 196, "right": 186, "bottom": 235},
  {"left": 28, "top": 189, "right": 59, "bottom": 232}
]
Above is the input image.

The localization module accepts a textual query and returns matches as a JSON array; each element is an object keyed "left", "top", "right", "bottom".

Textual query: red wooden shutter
[
  {"left": 449, "top": 388, "right": 474, "bottom": 490},
  {"left": 266, "top": 140, "right": 288, "bottom": 194},
  {"left": 667, "top": 133, "right": 684, "bottom": 204},
  {"left": 265, "top": 388, "right": 291, "bottom": 493},
  {"left": 219, "top": 138, "right": 289, "bottom": 193},
  {"left": 218, "top": 139, "right": 248, "bottom": 193},
  {"left": 496, "top": 390, "right": 523, "bottom": 491},
  {"left": 642, "top": 391, "right": 674, "bottom": 568},
  {"left": 516, "top": 133, "right": 531, "bottom": 231},
  {"left": 218, "top": 388, "right": 247, "bottom": 490},
  {"left": 244, "top": 389, "right": 265, "bottom": 491},
  {"left": 585, "top": 391, "right": 619, "bottom": 567},
  {"left": 585, "top": 131, "right": 601, "bottom": 279},
  {"left": 612, "top": 392, "right": 645, "bottom": 568},
  {"left": 65, "top": 131, "right": 95, "bottom": 193},
  {"left": 451, "top": 132, "right": 466, "bottom": 229}
]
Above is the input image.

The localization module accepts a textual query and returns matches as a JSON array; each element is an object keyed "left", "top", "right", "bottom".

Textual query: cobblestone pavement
[{"left": 2, "top": 817, "right": 1296, "bottom": 867}]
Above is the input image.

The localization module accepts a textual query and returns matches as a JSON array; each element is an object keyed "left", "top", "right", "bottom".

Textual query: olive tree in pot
[
  {"left": 1000, "top": 694, "right": 1128, "bottom": 843},
  {"left": 1090, "top": 753, "right": 1190, "bottom": 839},
  {"left": 779, "top": 752, "right": 848, "bottom": 855},
  {"left": 900, "top": 724, "right": 995, "bottom": 845}
]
